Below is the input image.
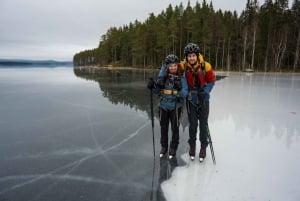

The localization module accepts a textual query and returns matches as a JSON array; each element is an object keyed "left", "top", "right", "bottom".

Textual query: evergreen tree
[{"left": 73, "top": 0, "right": 298, "bottom": 72}]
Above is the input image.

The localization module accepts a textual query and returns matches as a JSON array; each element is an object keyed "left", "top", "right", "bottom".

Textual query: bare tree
[
  {"left": 251, "top": 22, "right": 258, "bottom": 70},
  {"left": 294, "top": 28, "right": 300, "bottom": 71}
]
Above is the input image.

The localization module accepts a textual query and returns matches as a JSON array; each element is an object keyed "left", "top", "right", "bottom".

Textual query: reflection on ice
[
  {"left": 0, "top": 67, "right": 159, "bottom": 201},
  {"left": 1, "top": 68, "right": 300, "bottom": 201},
  {"left": 162, "top": 72, "right": 300, "bottom": 201}
]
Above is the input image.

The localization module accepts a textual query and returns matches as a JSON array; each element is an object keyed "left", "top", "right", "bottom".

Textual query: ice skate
[
  {"left": 160, "top": 147, "right": 168, "bottom": 158},
  {"left": 199, "top": 147, "right": 206, "bottom": 162},
  {"left": 189, "top": 146, "right": 195, "bottom": 161},
  {"left": 168, "top": 148, "right": 176, "bottom": 160}
]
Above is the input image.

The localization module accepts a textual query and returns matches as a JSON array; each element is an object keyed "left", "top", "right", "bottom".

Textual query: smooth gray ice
[{"left": 0, "top": 68, "right": 299, "bottom": 201}]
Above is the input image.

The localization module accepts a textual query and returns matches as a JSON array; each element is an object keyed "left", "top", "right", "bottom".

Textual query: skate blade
[
  {"left": 199, "top": 158, "right": 204, "bottom": 162},
  {"left": 190, "top": 156, "right": 195, "bottom": 161},
  {"left": 160, "top": 153, "right": 165, "bottom": 158}
]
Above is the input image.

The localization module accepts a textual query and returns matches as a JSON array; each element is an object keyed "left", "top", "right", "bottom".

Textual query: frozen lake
[
  {"left": 0, "top": 67, "right": 299, "bottom": 201},
  {"left": 162, "top": 72, "right": 300, "bottom": 201}
]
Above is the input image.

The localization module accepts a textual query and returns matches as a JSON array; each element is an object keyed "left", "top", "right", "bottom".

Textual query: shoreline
[
  {"left": 73, "top": 66, "right": 300, "bottom": 74},
  {"left": 73, "top": 65, "right": 159, "bottom": 71}
]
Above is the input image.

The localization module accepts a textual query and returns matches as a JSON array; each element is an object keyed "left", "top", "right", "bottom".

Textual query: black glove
[
  {"left": 156, "top": 77, "right": 164, "bottom": 89},
  {"left": 198, "top": 90, "right": 206, "bottom": 107},
  {"left": 198, "top": 90, "right": 206, "bottom": 100},
  {"left": 173, "top": 80, "right": 182, "bottom": 90},
  {"left": 147, "top": 78, "right": 156, "bottom": 90}
]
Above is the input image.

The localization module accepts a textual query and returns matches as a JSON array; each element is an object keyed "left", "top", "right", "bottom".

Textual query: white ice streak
[
  {"left": 103, "top": 121, "right": 149, "bottom": 152},
  {"left": 86, "top": 111, "right": 99, "bottom": 147},
  {"left": 0, "top": 174, "right": 146, "bottom": 189},
  {"left": 0, "top": 121, "right": 149, "bottom": 195}
]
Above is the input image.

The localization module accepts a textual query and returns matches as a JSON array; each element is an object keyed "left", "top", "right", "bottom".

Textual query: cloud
[{"left": 0, "top": 0, "right": 248, "bottom": 60}]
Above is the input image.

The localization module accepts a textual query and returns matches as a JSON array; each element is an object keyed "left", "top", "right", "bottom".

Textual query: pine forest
[{"left": 73, "top": 0, "right": 300, "bottom": 72}]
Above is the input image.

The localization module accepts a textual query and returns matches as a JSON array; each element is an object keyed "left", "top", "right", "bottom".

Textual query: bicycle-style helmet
[
  {"left": 184, "top": 43, "right": 200, "bottom": 56},
  {"left": 164, "top": 54, "right": 179, "bottom": 65}
]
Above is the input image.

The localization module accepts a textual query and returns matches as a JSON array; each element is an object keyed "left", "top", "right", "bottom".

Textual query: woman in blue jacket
[{"left": 147, "top": 54, "right": 188, "bottom": 159}]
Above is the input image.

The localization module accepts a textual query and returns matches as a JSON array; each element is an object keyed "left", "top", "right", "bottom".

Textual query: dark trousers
[
  {"left": 187, "top": 101, "right": 209, "bottom": 147},
  {"left": 159, "top": 107, "right": 181, "bottom": 150}
]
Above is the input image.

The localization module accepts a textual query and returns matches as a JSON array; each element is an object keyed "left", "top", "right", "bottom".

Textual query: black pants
[
  {"left": 159, "top": 107, "right": 181, "bottom": 150},
  {"left": 187, "top": 101, "right": 209, "bottom": 148}
]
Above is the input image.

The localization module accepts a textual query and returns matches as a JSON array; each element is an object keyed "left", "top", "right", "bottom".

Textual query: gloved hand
[
  {"left": 198, "top": 90, "right": 206, "bottom": 108},
  {"left": 173, "top": 80, "right": 182, "bottom": 90},
  {"left": 158, "top": 63, "right": 167, "bottom": 77},
  {"left": 198, "top": 90, "right": 206, "bottom": 101},
  {"left": 147, "top": 78, "right": 156, "bottom": 90},
  {"left": 156, "top": 77, "right": 164, "bottom": 89},
  {"left": 203, "top": 85, "right": 210, "bottom": 94}
]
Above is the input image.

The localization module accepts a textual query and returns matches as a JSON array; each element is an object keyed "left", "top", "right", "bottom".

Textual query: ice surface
[
  {"left": 1, "top": 68, "right": 299, "bottom": 201},
  {"left": 162, "top": 72, "right": 300, "bottom": 201},
  {"left": 0, "top": 67, "right": 158, "bottom": 201}
]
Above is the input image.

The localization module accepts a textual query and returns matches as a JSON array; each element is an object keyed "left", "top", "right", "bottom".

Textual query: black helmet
[
  {"left": 184, "top": 43, "right": 200, "bottom": 56},
  {"left": 164, "top": 54, "right": 179, "bottom": 65}
]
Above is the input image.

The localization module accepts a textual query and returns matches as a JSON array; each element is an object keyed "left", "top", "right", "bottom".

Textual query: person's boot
[
  {"left": 199, "top": 146, "right": 207, "bottom": 162},
  {"left": 169, "top": 148, "right": 176, "bottom": 159},
  {"left": 160, "top": 147, "right": 168, "bottom": 158},
  {"left": 189, "top": 146, "right": 196, "bottom": 161}
]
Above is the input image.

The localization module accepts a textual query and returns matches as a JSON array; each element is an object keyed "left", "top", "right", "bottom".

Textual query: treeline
[
  {"left": 0, "top": 59, "right": 73, "bottom": 67},
  {"left": 73, "top": 0, "right": 300, "bottom": 72}
]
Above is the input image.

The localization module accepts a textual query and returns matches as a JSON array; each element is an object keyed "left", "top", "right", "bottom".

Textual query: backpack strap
[{"left": 200, "top": 61, "right": 206, "bottom": 77}]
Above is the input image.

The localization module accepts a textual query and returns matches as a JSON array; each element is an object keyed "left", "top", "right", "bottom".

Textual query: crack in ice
[{"left": 0, "top": 120, "right": 149, "bottom": 195}]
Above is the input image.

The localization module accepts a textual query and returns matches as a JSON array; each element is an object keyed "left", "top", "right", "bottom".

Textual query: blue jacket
[{"left": 152, "top": 66, "right": 188, "bottom": 110}]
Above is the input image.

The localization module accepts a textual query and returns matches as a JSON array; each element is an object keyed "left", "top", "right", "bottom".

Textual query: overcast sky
[{"left": 0, "top": 0, "right": 270, "bottom": 61}]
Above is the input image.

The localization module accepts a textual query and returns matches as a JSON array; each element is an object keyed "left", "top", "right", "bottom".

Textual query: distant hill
[{"left": 0, "top": 59, "right": 73, "bottom": 67}]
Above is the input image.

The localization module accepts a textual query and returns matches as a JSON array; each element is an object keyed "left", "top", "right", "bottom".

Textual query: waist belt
[
  {"left": 190, "top": 90, "right": 198, "bottom": 94},
  {"left": 162, "top": 89, "right": 178, "bottom": 95}
]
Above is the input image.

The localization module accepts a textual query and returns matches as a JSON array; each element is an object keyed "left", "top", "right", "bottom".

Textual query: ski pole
[
  {"left": 150, "top": 89, "right": 156, "bottom": 158},
  {"left": 150, "top": 91, "right": 156, "bottom": 201},
  {"left": 206, "top": 123, "right": 216, "bottom": 165}
]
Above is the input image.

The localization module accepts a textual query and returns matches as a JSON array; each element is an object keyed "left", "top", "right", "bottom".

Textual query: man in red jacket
[{"left": 178, "top": 43, "right": 216, "bottom": 162}]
